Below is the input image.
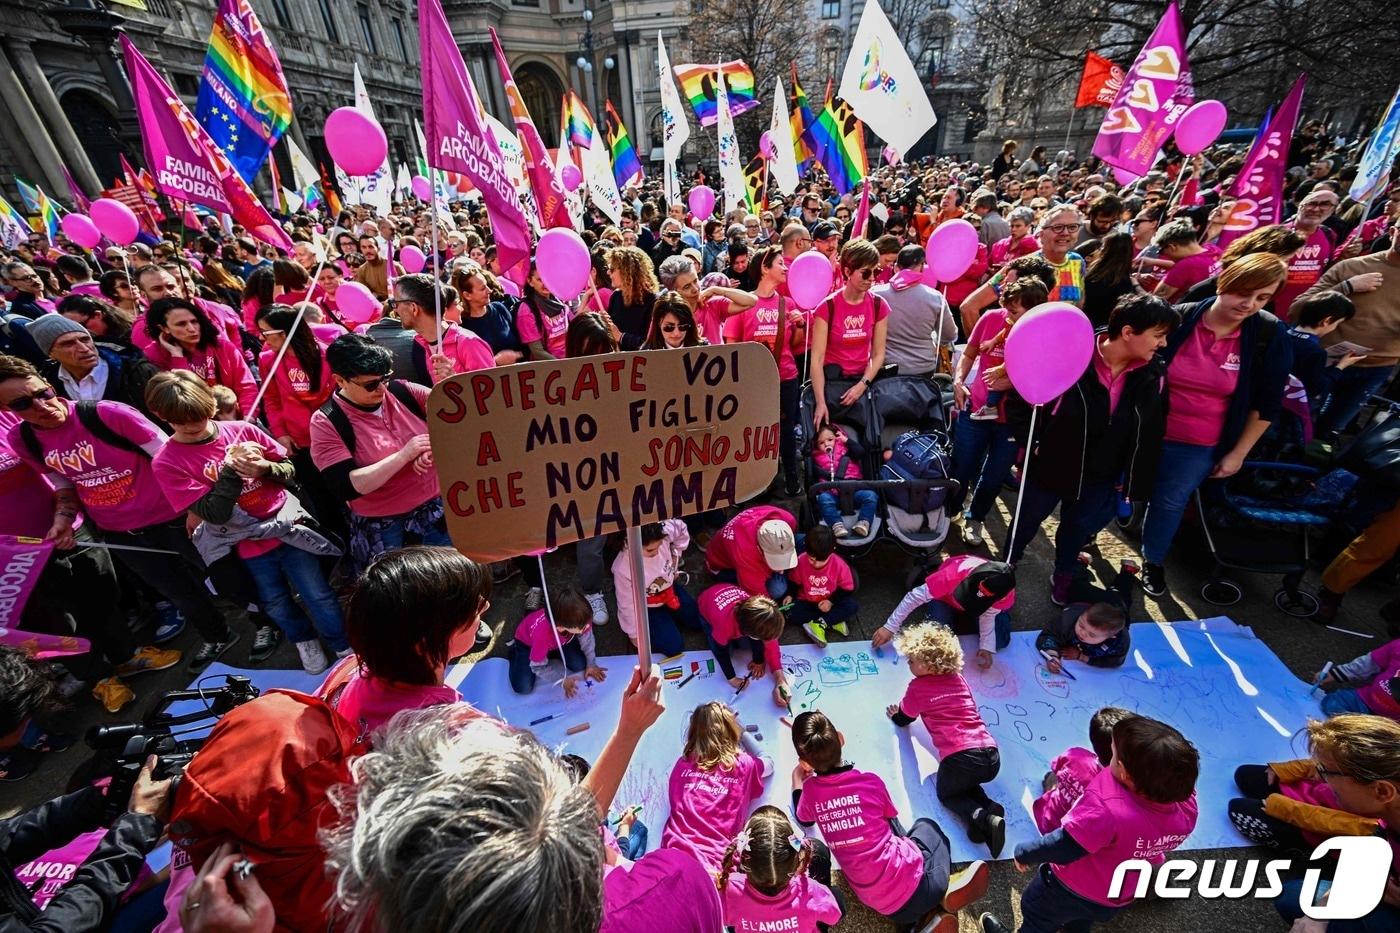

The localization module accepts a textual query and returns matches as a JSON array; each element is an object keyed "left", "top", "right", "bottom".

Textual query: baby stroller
[{"left": 798, "top": 375, "right": 884, "bottom": 552}]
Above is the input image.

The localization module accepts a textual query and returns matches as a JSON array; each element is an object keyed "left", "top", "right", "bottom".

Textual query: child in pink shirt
[
  {"left": 697, "top": 584, "right": 790, "bottom": 705},
  {"left": 717, "top": 806, "right": 843, "bottom": 933},
  {"left": 1033, "top": 707, "right": 1136, "bottom": 833},
  {"left": 885, "top": 623, "right": 1006, "bottom": 857},
  {"left": 1313, "top": 637, "right": 1400, "bottom": 721},
  {"left": 787, "top": 526, "right": 858, "bottom": 647},
  {"left": 508, "top": 588, "right": 605, "bottom": 697},
  {"left": 810, "top": 425, "right": 878, "bottom": 539},
  {"left": 661, "top": 701, "right": 770, "bottom": 873}
]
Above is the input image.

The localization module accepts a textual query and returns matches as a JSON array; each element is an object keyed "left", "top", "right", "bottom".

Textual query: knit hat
[{"left": 27, "top": 313, "right": 87, "bottom": 357}]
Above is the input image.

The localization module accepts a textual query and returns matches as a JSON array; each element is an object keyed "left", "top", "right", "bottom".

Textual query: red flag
[
  {"left": 1075, "top": 51, "right": 1126, "bottom": 109},
  {"left": 853, "top": 178, "right": 871, "bottom": 240}
]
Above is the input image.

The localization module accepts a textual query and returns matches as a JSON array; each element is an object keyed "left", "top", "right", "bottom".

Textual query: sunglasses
[
  {"left": 661, "top": 322, "right": 691, "bottom": 333},
  {"left": 258, "top": 329, "right": 284, "bottom": 338},
  {"left": 663, "top": 233, "right": 681, "bottom": 241},
  {"left": 5, "top": 386, "right": 56, "bottom": 412},
  {"left": 350, "top": 375, "right": 390, "bottom": 391}
]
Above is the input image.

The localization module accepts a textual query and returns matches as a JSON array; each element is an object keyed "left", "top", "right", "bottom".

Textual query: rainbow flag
[
  {"left": 14, "top": 178, "right": 59, "bottom": 241},
  {"left": 0, "top": 193, "right": 28, "bottom": 248},
  {"left": 790, "top": 66, "right": 817, "bottom": 174},
  {"left": 565, "top": 90, "right": 596, "bottom": 149},
  {"left": 604, "top": 100, "right": 644, "bottom": 191},
  {"left": 743, "top": 153, "right": 768, "bottom": 213},
  {"left": 810, "top": 97, "right": 867, "bottom": 195},
  {"left": 195, "top": 0, "right": 293, "bottom": 183},
  {"left": 673, "top": 60, "right": 759, "bottom": 127}
]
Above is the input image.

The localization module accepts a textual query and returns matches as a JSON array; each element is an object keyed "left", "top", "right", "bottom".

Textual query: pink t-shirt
[
  {"left": 1054, "top": 768, "right": 1199, "bottom": 906},
  {"left": 516, "top": 301, "right": 572, "bottom": 358},
  {"left": 316, "top": 655, "right": 463, "bottom": 736},
  {"left": 789, "top": 553, "right": 855, "bottom": 602},
  {"left": 795, "top": 768, "right": 921, "bottom": 915},
  {"left": 415, "top": 325, "right": 496, "bottom": 381},
  {"left": 1276, "top": 226, "right": 1334, "bottom": 316},
  {"left": 705, "top": 505, "right": 797, "bottom": 599},
  {"left": 1032, "top": 746, "right": 1103, "bottom": 833},
  {"left": 662, "top": 752, "right": 765, "bottom": 870},
  {"left": 964, "top": 309, "right": 1012, "bottom": 411},
  {"left": 722, "top": 872, "right": 842, "bottom": 933},
  {"left": 1358, "top": 638, "right": 1400, "bottom": 719},
  {"left": 308, "top": 383, "right": 438, "bottom": 518},
  {"left": 819, "top": 292, "right": 889, "bottom": 377},
  {"left": 600, "top": 849, "right": 723, "bottom": 933},
  {"left": 695, "top": 294, "right": 733, "bottom": 345},
  {"left": 925, "top": 554, "right": 1016, "bottom": 613},
  {"left": 0, "top": 412, "right": 64, "bottom": 538},
  {"left": 1161, "top": 245, "right": 1222, "bottom": 294},
  {"left": 152, "top": 421, "right": 288, "bottom": 559},
  {"left": 6, "top": 400, "right": 174, "bottom": 533},
  {"left": 698, "top": 584, "right": 782, "bottom": 672},
  {"left": 725, "top": 293, "right": 798, "bottom": 381},
  {"left": 514, "top": 608, "right": 585, "bottom": 664},
  {"left": 1164, "top": 324, "right": 1240, "bottom": 446},
  {"left": 1091, "top": 339, "right": 1149, "bottom": 415},
  {"left": 15, "top": 827, "right": 154, "bottom": 911},
  {"left": 899, "top": 672, "right": 995, "bottom": 759}
]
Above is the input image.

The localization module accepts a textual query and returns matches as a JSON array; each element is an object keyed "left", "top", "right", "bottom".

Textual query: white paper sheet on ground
[{"left": 458, "top": 618, "right": 1322, "bottom": 862}]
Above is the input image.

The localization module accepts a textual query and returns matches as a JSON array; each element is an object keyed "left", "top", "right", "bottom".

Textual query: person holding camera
[{"left": 0, "top": 647, "right": 173, "bottom": 932}]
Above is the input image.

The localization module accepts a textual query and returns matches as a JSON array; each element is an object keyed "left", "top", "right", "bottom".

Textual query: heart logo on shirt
[
  {"left": 76, "top": 441, "right": 96, "bottom": 468},
  {"left": 60, "top": 451, "right": 83, "bottom": 474}
]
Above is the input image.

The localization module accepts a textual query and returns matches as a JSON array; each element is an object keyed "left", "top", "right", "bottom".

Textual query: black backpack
[
  {"left": 318, "top": 381, "right": 426, "bottom": 456},
  {"left": 18, "top": 401, "right": 149, "bottom": 464}
]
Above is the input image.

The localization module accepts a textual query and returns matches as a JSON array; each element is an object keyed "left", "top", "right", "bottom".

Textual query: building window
[
  {"left": 920, "top": 34, "right": 947, "bottom": 76},
  {"left": 391, "top": 18, "right": 409, "bottom": 61},
  {"left": 269, "top": 0, "right": 292, "bottom": 27},
  {"left": 357, "top": 5, "right": 378, "bottom": 54},
  {"left": 172, "top": 72, "right": 200, "bottom": 97},
  {"left": 317, "top": 0, "right": 339, "bottom": 42},
  {"left": 820, "top": 29, "right": 842, "bottom": 78},
  {"left": 513, "top": 0, "right": 541, "bottom": 7},
  {"left": 821, "top": 0, "right": 840, "bottom": 18}
]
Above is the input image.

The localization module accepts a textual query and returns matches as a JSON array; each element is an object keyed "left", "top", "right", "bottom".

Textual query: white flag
[
  {"left": 0, "top": 194, "right": 28, "bottom": 248},
  {"left": 658, "top": 33, "right": 690, "bottom": 204},
  {"left": 351, "top": 64, "right": 394, "bottom": 215},
  {"left": 487, "top": 114, "right": 542, "bottom": 235},
  {"left": 716, "top": 71, "right": 745, "bottom": 215},
  {"left": 280, "top": 187, "right": 304, "bottom": 213},
  {"left": 838, "top": 0, "right": 937, "bottom": 159},
  {"left": 583, "top": 132, "right": 624, "bottom": 225},
  {"left": 395, "top": 163, "right": 412, "bottom": 199},
  {"left": 556, "top": 137, "right": 585, "bottom": 231},
  {"left": 768, "top": 78, "right": 800, "bottom": 196},
  {"left": 286, "top": 137, "right": 320, "bottom": 193},
  {"left": 1351, "top": 84, "right": 1400, "bottom": 202}
]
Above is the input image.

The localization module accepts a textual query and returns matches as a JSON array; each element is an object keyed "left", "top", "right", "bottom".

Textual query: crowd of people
[{"left": 2, "top": 119, "right": 1400, "bottom": 933}]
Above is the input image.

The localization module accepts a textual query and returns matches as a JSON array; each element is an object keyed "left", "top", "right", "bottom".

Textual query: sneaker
[
  {"left": 153, "top": 603, "right": 186, "bottom": 644},
  {"left": 524, "top": 587, "right": 545, "bottom": 611},
  {"left": 0, "top": 749, "right": 38, "bottom": 782},
  {"left": 852, "top": 520, "right": 871, "bottom": 538},
  {"left": 296, "top": 639, "right": 329, "bottom": 675},
  {"left": 473, "top": 620, "right": 494, "bottom": 652},
  {"left": 115, "top": 645, "right": 183, "bottom": 678},
  {"left": 784, "top": 476, "right": 802, "bottom": 497},
  {"left": 913, "top": 911, "right": 956, "bottom": 933},
  {"left": 21, "top": 724, "right": 75, "bottom": 754},
  {"left": 1142, "top": 562, "right": 1167, "bottom": 597},
  {"left": 980, "top": 913, "right": 1011, "bottom": 933},
  {"left": 55, "top": 673, "right": 86, "bottom": 701},
  {"left": 802, "top": 621, "right": 829, "bottom": 646},
  {"left": 92, "top": 676, "right": 136, "bottom": 714},
  {"left": 1049, "top": 571, "right": 1073, "bottom": 607},
  {"left": 1120, "top": 558, "right": 1141, "bottom": 577},
  {"left": 942, "top": 859, "right": 989, "bottom": 913},
  {"left": 830, "top": 620, "right": 849, "bottom": 637},
  {"left": 335, "top": 647, "right": 353, "bottom": 659},
  {"left": 189, "top": 632, "right": 241, "bottom": 674},
  {"left": 586, "top": 592, "right": 609, "bottom": 625},
  {"left": 1313, "top": 587, "right": 1344, "bottom": 623},
  {"left": 969, "top": 404, "right": 998, "bottom": 421},
  {"left": 961, "top": 519, "right": 985, "bottom": 547},
  {"left": 248, "top": 626, "right": 281, "bottom": 663},
  {"left": 979, "top": 810, "right": 1006, "bottom": 858},
  {"left": 832, "top": 523, "right": 851, "bottom": 539}
]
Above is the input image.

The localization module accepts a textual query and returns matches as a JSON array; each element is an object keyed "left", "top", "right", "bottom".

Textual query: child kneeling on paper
[
  {"left": 981, "top": 716, "right": 1199, "bottom": 933},
  {"left": 1037, "top": 560, "right": 1137, "bottom": 672},
  {"left": 508, "top": 587, "right": 605, "bottom": 696},
  {"left": 873, "top": 556, "right": 1014, "bottom": 669},
  {"left": 886, "top": 623, "right": 1007, "bottom": 857},
  {"left": 613, "top": 519, "right": 702, "bottom": 658},
  {"left": 1312, "top": 636, "right": 1400, "bottom": 720},
  {"left": 1033, "top": 707, "right": 1136, "bottom": 833},
  {"left": 788, "top": 525, "right": 859, "bottom": 647},
  {"left": 697, "top": 583, "right": 791, "bottom": 707},
  {"left": 792, "top": 710, "right": 989, "bottom": 933},
  {"left": 718, "top": 805, "right": 844, "bottom": 933},
  {"left": 811, "top": 424, "right": 878, "bottom": 539}
]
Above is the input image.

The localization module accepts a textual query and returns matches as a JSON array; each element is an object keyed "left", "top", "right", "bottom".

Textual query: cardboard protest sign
[{"left": 428, "top": 346, "right": 780, "bottom": 562}]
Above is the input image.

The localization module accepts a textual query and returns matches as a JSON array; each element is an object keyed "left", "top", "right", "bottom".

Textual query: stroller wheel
[
  {"left": 1274, "top": 587, "right": 1320, "bottom": 618},
  {"left": 1115, "top": 502, "right": 1144, "bottom": 533},
  {"left": 1201, "top": 579, "right": 1243, "bottom": 606}
]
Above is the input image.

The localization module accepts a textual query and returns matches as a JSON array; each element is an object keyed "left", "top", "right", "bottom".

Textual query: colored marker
[
  {"left": 529, "top": 713, "right": 558, "bottom": 726},
  {"left": 1038, "top": 649, "right": 1077, "bottom": 680},
  {"left": 677, "top": 671, "right": 697, "bottom": 688},
  {"left": 1312, "top": 660, "right": 1335, "bottom": 695},
  {"left": 611, "top": 806, "right": 644, "bottom": 825},
  {"left": 732, "top": 673, "right": 752, "bottom": 700},
  {"left": 778, "top": 684, "right": 792, "bottom": 715},
  {"left": 1326, "top": 625, "right": 1375, "bottom": 639}
]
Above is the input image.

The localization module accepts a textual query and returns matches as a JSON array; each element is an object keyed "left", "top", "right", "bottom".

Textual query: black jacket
[
  {"left": 41, "top": 343, "right": 162, "bottom": 422},
  {"left": 1037, "top": 604, "right": 1130, "bottom": 667},
  {"left": 0, "top": 786, "right": 163, "bottom": 932},
  {"left": 1010, "top": 342, "right": 1168, "bottom": 502}
]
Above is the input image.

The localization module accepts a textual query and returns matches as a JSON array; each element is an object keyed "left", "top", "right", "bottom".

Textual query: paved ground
[{"left": 3, "top": 481, "right": 1392, "bottom": 932}]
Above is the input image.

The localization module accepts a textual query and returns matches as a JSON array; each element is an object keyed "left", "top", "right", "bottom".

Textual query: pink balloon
[
  {"left": 920, "top": 262, "right": 941, "bottom": 287},
  {"left": 498, "top": 278, "right": 521, "bottom": 298},
  {"left": 534, "top": 228, "right": 590, "bottom": 301},
  {"left": 61, "top": 213, "right": 101, "bottom": 250},
  {"left": 1003, "top": 302, "right": 1095, "bottom": 404},
  {"left": 687, "top": 185, "right": 716, "bottom": 219},
  {"left": 399, "top": 245, "right": 426, "bottom": 273},
  {"left": 1174, "top": 99, "right": 1228, "bottom": 156},
  {"left": 926, "top": 219, "right": 979, "bottom": 282},
  {"left": 335, "top": 281, "right": 382, "bottom": 325},
  {"left": 560, "top": 164, "right": 583, "bottom": 192},
  {"left": 314, "top": 224, "right": 325, "bottom": 234},
  {"left": 411, "top": 175, "right": 433, "bottom": 201},
  {"left": 1112, "top": 166, "right": 1139, "bottom": 187},
  {"left": 759, "top": 131, "right": 775, "bottom": 159},
  {"left": 786, "top": 251, "right": 835, "bottom": 310},
  {"left": 324, "top": 107, "right": 388, "bottom": 176},
  {"left": 89, "top": 198, "right": 139, "bottom": 246}
]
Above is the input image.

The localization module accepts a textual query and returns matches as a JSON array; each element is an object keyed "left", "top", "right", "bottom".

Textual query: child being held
[
  {"left": 885, "top": 624, "right": 1006, "bottom": 857},
  {"left": 717, "top": 806, "right": 844, "bottom": 933},
  {"left": 792, "top": 710, "right": 989, "bottom": 932},
  {"left": 811, "top": 424, "right": 877, "bottom": 538},
  {"left": 662, "top": 701, "right": 771, "bottom": 873},
  {"left": 981, "top": 716, "right": 1199, "bottom": 933},
  {"left": 508, "top": 587, "right": 606, "bottom": 697},
  {"left": 788, "top": 525, "right": 859, "bottom": 647},
  {"left": 561, "top": 753, "right": 649, "bottom": 861},
  {"left": 698, "top": 584, "right": 792, "bottom": 707},
  {"left": 1312, "top": 635, "right": 1400, "bottom": 720},
  {"left": 958, "top": 277, "right": 1048, "bottom": 421},
  {"left": 1037, "top": 560, "right": 1138, "bottom": 672},
  {"left": 1033, "top": 707, "right": 1136, "bottom": 833}
]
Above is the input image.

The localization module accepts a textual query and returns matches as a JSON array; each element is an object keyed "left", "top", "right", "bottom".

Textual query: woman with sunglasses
[
  {"left": 642, "top": 292, "right": 705, "bottom": 350},
  {"left": 655, "top": 254, "right": 755, "bottom": 345},
  {"left": 809, "top": 239, "right": 890, "bottom": 429},
  {"left": 98, "top": 269, "right": 141, "bottom": 320},
  {"left": 57, "top": 294, "right": 135, "bottom": 345}
]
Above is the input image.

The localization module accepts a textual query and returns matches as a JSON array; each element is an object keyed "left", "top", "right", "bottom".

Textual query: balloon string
[{"left": 1006, "top": 403, "right": 1039, "bottom": 560}]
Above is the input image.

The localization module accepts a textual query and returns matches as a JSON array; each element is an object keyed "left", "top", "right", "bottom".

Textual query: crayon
[
  {"left": 566, "top": 722, "right": 590, "bottom": 735},
  {"left": 677, "top": 671, "right": 697, "bottom": 688},
  {"left": 1312, "top": 660, "right": 1335, "bottom": 695}
]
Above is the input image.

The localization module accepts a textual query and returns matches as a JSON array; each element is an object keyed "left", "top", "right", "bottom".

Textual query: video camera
[{"left": 85, "top": 675, "right": 259, "bottom": 822}]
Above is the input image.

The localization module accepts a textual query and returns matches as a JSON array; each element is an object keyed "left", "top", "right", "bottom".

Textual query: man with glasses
[
  {"left": 1275, "top": 188, "right": 1342, "bottom": 314},
  {"left": 391, "top": 273, "right": 494, "bottom": 384},
  {"left": 800, "top": 194, "right": 823, "bottom": 233},
  {"left": 649, "top": 218, "right": 686, "bottom": 267},
  {"left": 2, "top": 262, "right": 55, "bottom": 318},
  {"left": 30, "top": 313, "right": 160, "bottom": 416},
  {"left": 957, "top": 205, "right": 1087, "bottom": 331},
  {"left": 742, "top": 214, "right": 762, "bottom": 244}
]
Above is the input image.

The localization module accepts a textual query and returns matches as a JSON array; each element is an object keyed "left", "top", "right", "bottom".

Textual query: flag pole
[
  {"left": 428, "top": 166, "right": 443, "bottom": 351},
  {"left": 1063, "top": 109, "right": 1077, "bottom": 157}
]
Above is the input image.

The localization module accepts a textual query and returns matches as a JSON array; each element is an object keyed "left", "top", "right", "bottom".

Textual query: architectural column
[
  {"left": 5, "top": 41, "right": 103, "bottom": 198},
  {"left": 615, "top": 31, "right": 642, "bottom": 153},
  {"left": 52, "top": 1, "right": 140, "bottom": 156},
  {"left": 0, "top": 77, "right": 48, "bottom": 187},
  {"left": 0, "top": 45, "right": 70, "bottom": 196}
]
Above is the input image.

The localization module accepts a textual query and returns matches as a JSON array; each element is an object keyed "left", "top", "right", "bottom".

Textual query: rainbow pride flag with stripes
[
  {"left": 195, "top": 0, "right": 292, "bottom": 183},
  {"left": 672, "top": 60, "right": 759, "bottom": 127},
  {"left": 604, "top": 101, "right": 644, "bottom": 190},
  {"left": 14, "top": 178, "right": 59, "bottom": 241},
  {"left": 790, "top": 66, "right": 817, "bottom": 174},
  {"left": 810, "top": 96, "right": 867, "bottom": 195},
  {"left": 565, "top": 90, "right": 596, "bottom": 149}
]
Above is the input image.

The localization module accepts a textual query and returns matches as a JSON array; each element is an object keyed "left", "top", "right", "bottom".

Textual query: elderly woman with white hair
[{"left": 656, "top": 254, "right": 756, "bottom": 344}]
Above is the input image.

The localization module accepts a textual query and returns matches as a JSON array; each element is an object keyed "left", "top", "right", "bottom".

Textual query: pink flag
[
  {"left": 1092, "top": 2, "right": 1194, "bottom": 179},
  {"left": 420, "top": 0, "right": 532, "bottom": 281},
  {"left": 853, "top": 178, "right": 871, "bottom": 240},
  {"left": 0, "top": 536, "right": 87, "bottom": 658},
  {"left": 490, "top": 28, "right": 571, "bottom": 230},
  {"left": 1219, "top": 75, "right": 1307, "bottom": 247},
  {"left": 120, "top": 35, "right": 292, "bottom": 252},
  {"left": 58, "top": 166, "right": 90, "bottom": 213},
  {"left": 1176, "top": 173, "right": 1201, "bottom": 208}
]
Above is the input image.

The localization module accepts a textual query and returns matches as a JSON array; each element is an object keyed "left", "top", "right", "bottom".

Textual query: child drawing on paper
[
  {"left": 507, "top": 588, "right": 606, "bottom": 697},
  {"left": 560, "top": 753, "right": 650, "bottom": 861},
  {"left": 1312, "top": 636, "right": 1400, "bottom": 720},
  {"left": 698, "top": 584, "right": 792, "bottom": 707},
  {"left": 717, "top": 806, "right": 844, "bottom": 933},
  {"left": 1033, "top": 707, "right": 1136, "bottom": 833}
]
